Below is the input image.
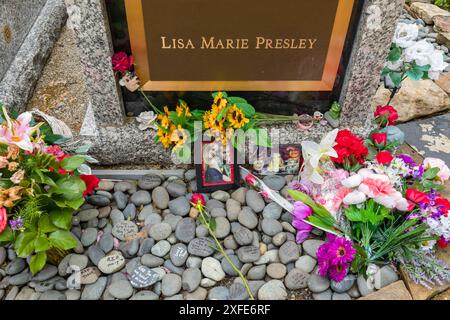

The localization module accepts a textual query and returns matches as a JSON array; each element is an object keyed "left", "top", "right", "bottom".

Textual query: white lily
[{"left": 300, "top": 129, "right": 339, "bottom": 185}]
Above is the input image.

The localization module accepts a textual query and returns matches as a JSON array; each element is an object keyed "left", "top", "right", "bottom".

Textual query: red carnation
[
  {"left": 406, "top": 189, "right": 429, "bottom": 204},
  {"left": 376, "top": 151, "right": 394, "bottom": 165},
  {"left": 191, "top": 193, "right": 206, "bottom": 207},
  {"left": 112, "top": 52, "right": 133, "bottom": 73},
  {"left": 332, "top": 130, "right": 369, "bottom": 168},
  {"left": 437, "top": 238, "right": 449, "bottom": 249},
  {"left": 80, "top": 175, "right": 100, "bottom": 197},
  {"left": 372, "top": 132, "right": 387, "bottom": 147},
  {"left": 374, "top": 105, "right": 399, "bottom": 126}
]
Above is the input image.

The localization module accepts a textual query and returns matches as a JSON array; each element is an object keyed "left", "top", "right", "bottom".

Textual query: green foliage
[{"left": 434, "top": 0, "right": 450, "bottom": 10}]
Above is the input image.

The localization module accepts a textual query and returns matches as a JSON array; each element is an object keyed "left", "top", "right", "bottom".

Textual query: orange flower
[
  {"left": 8, "top": 162, "right": 18, "bottom": 171},
  {"left": 7, "top": 145, "right": 20, "bottom": 160},
  {"left": 0, "top": 186, "right": 24, "bottom": 208}
]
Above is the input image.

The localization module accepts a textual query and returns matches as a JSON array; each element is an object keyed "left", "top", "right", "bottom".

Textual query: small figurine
[
  {"left": 119, "top": 72, "right": 140, "bottom": 92},
  {"left": 324, "top": 101, "right": 342, "bottom": 128},
  {"left": 267, "top": 153, "right": 284, "bottom": 174}
]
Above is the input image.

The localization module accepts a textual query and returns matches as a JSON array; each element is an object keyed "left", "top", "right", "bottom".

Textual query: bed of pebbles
[{"left": 0, "top": 170, "right": 400, "bottom": 300}]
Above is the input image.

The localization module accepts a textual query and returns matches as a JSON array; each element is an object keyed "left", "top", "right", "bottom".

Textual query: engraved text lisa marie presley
[{"left": 161, "top": 36, "right": 318, "bottom": 50}]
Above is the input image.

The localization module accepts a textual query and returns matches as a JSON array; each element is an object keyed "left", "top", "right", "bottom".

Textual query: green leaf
[
  {"left": 15, "top": 231, "right": 37, "bottom": 258},
  {"left": 217, "top": 105, "right": 231, "bottom": 121},
  {"left": 209, "top": 217, "right": 217, "bottom": 232},
  {"left": 387, "top": 46, "right": 402, "bottom": 62},
  {"left": 388, "top": 72, "right": 402, "bottom": 88},
  {"left": 345, "top": 206, "right": 364, "bottom": 222},
  {"left": 29, "top": 252, "right": 47, "bottom": 275},
  {"left": 406, "top": 69, "right": 424, "bottom": 81},
  {"left": 60, "top": 155, "right": 86, "bottom": 172},
  {"left": 38, "top": 215, "right": 59, "bottom": 233},
  {"left": 34, "top": 236, "right": 50, "bottom": 253},
  {"left": 227, "top": 97, "right": 248, "bottom": 105},
  {"left": 64, "top": 197, "right": 85, "bottom": 210},
  {"left": 51, "top": 176, "right": 86, "bottom": 201},
  {"left": 0, "top": 227, "right": 15, "bottom": 244},
  {"left": 235, "top": 103, "right": 256, "bottom": 117},
  {"left": 423, "top": 167, "right": 440, "bottom": 180},
  {"left": 50, "top": 208, "right": 74, "bottom": 230},
  {"left": 48, "top": 230, "right": 78, "bottom": 250}
]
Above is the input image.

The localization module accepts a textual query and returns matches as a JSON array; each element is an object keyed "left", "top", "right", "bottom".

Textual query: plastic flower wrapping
[
  {"left": 0, "top": 105, "right": 99, "bottom": 274},
  {"left": 243, "top": 105, "right": 450, "bottom": 287}
]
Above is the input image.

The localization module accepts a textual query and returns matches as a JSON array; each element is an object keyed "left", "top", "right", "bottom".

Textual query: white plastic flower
[
  {"left": 386, "top": 59, "right": 403, "bottom": 72},
  {"left": 343, "top": 190, "right": 367, "bottom": 205},
  {"left": 428, "top": 51, "right": 449, "bottom": 80},
  {"left": 393, "top": 23, "right": 419, "bottom": 48},
  {"left": 301, "top": 129, "right": 339, "bottom": 185},
  {"left": 136, "top": 111, "right": 158, "bottom": 131},
  {"left": 404, "top": 40, "right": 435, "bottom": 66}
]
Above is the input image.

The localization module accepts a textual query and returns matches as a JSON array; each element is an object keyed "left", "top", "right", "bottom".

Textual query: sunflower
[
  {"left": 171, "top": 125, "right": 190, "bottom": 147},
  {"left": 213, "top": 92, "right": 228, "bottom": 110},
  {"left": 228, "top": 105, "right": 250, "bottom": 129},
  {"left": 203, "top": 105, "right": 225, "bottom": 131}
]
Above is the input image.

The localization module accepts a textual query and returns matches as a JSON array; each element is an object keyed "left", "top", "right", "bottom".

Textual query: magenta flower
[
  {"left": 316, "top": 235, "right": 356, "bottom": 282},
  {"left": 328, "top": 236, "right": 356, "bottom": 266},
  {"left": 292, "top": 202, "right": 313, "bottom": 244}
]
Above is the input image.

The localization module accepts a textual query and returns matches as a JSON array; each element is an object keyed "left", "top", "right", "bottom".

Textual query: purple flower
[
  {"left": 316, "top": 235, "right": 356, "bottom": 283},
  {"left": 9, "top": 218, "right": 24, "bottom": 231},
  {"left": 412, "top": 164, "right": 424, "bottom": 179},
  {"left": 288, "top": 181, "right": 313, "bottom": 197},
  {"left": 292, "top": 202, "right": 314, "bottom": 244},
  {"left": 397, "top": 154, "right": 417, "bottom": 166}
]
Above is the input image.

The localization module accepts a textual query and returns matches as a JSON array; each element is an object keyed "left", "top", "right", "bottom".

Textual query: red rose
[
  {"left": 436, "top": 197, "right": 450, "bottom": 215},
  {"left": 0, "top": 207, "right": 7, "bottom": 234},
  {"left": 112, "top": 52, "right": 133, "bottom": 73},
  {"left": 406, "top": 189, "right": 429, "bottom": 204},
  {"left": 80, "top": 175, "right": 100, "bottom": 197},
  {"left": 376, "top": 151, "right": 394, "bottom": 165},
  {"left": 372, "top": 132, "right": 387, "bottom": 147},
  {"left": 374, "top": 105, "right": 399, "bottom": 126},
  {"left": 191, "top": 193, "right": 206, "bottom": 207}
]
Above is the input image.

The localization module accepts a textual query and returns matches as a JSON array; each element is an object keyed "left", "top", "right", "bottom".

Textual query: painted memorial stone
[
  {"left": 98, "top": 252, "right": 126, "bottom": 274},
  {"left": 112, "top": 221, "right": 139, "bottom": 241},
  {"left": 80, "top": 267, "right": 102, "bottom": 285},
  {"left": 129, "top": 265, "right": 162, "bottom": 288},
  {"left": 187, "top": 238, "right": 215, "bottom": 257},
  {"left": 138, "top": 174, "right": 162, "bottom": 190}
]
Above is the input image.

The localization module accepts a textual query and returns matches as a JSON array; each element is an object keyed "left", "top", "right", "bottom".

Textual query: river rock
[
  {"left": 208, "top": 286, "right": 230, "bottom": 300},
  {"left": 182, "top": 268, "right": 201, "bottom": 292},
  {"left": 98, "top": 252, "right": 125, "bottom": 274},
  {"left": 308, "top": 274, "right": 330, "bottom": 293},
  {"left": 201, "top": 257, "right": 225, "bottom": 281},
  {"left": 87, "top": 195, "right": 110, "bottom": 206},
  {"left": 221, "top": 255, "right": 242, "bottom": 277},
  {"left": 149, "top": 223, "right": 172, "bottom": 241},
  {"left": 152, "top": 186, "right": 170, "bottom": 209},
  {"left": 267, "top": 263, "right": 287, "bottom": 279},
  {"left": 78, "top": 209, "right": 99, "bottom": 222},
  {"left": 81, "top": 277, "right": 107, "bottom": 300},
  {"left": 150, "top": 240, "right": 171, "bottom": 257},
  {"left": 285, "top": 269, "right": 310, "bottom": 290},
  {"left": 141, "top": 254, "right": 164, "bottom": 268},
  {"left": 166, "top": 181, "right": 187, "bottom": 198},
  {"left": 258, "top": 280, "right": 287, "bottom": 300},
  {"left": 238, "top": 207, "right": 258, "bottom": 229},
  {"left": 261, "top": 218, "right": 283, "bottom": 236},
  {"left": 129, "top": 265, "right": 162, "bottom": 288},
  {"left": 245, "top": 190, "right": 265, "bottom": 213},
  {"left": 175, "top": 218, "right": 196, "bottom": 243},
  {"left": 214, "top": 217, "right": 231, "bottom": 239},
  {"left": 263, "top": 175, "right": 286, "bottom": 191},
  {"left": 279, "top": 241, "right": 300, "bottom": 264},
  {"left": 6, "top": 259, "right": 26, "bottom": 275},
  {"left": 237, "top": 246, "right": 261, "bottom": 263},
  {"left": 169, "top": 197, "right": 190, "bottom": 216},
  {"left": 113, "top": 192, "right": 128, "bottom": 210},
  {"left": 131, "top": 190, "right": 152, "bottom": 206},
  {"left": 123, "top": 203, "right": 137, "bottom": 220},
  {"left": 98, "top": 233, "right": 114, "bottom": 253},
  {"left": 303, "top": 240, "right": 325, "bottom": 258},
  {"left": 112, "top": 221, "right": 138, "bottom": 241},
  {"left": 226, "top": 199, "right": 241, "bottom": 221},
  {"left": 109, "top": 280, "right": 133, "bottom": 299},
  {"left": 80, "top": 228, "right": 97, "bottom": 247},
  {"left": 170, "top": 243, "right": 189, "bottom": 267},
  {"left": 188, "top": 238, "right": 215, "bottom": 257},
  {"left": 263, "top": 202, "right": 283, "bottom": 220},
  {"left": 162, "top": 274, "right": 182, "bottom": 296},
  {"left": 138, "top": 174, "right": 162, "bottom": 190}
]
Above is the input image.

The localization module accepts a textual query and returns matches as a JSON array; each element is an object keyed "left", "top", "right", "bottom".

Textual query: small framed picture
[
  {"left": 196, "top": 140, "right": 239, "bottom": 193},
  {"left": 252, "top": 144, "right": 302, "bottom": 176}
]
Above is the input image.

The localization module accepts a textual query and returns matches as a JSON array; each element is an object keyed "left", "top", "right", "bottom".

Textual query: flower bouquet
[
  {"left": 0, "top": 105, "right": 99, "bottom": 274},
  {"left": 245, "top": 105, "right": 450, "bottom": 287}
]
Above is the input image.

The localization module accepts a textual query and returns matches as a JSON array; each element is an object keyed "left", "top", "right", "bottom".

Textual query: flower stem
[
  {"left": 198, "top": 206, "right": 255, "bottom": 300},
  {"left": 138, "top": 88, "right": 163, "bottom": 115}
]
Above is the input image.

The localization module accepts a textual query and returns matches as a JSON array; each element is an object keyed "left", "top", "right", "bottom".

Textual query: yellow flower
[
  {"left": 171, "top": 125, "right": 189, "bottom": 147},
  {"left": 157, "top": 129, "right": 172, "bottom": 149},
  {"left": 158, "top": 113, "right": 171, "bottom": 129},
  {"left": 176, "top": 103, "right": 192, "bottom": 118},
  {"left": 228, "top": 105, "right": 250, "bottom": 129},
  {"left": 203, "top": 106, "right": 225, "bottom": 131},
  {"left": 214, "top": 92, "right": 228, "bottom": 110}
]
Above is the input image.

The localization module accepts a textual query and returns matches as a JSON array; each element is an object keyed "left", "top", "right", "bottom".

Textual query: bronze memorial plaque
[{"left": 125, "top": 0, "right": 355, "bottom": 91}]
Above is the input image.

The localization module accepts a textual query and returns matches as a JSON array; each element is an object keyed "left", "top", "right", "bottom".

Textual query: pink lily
[{"left": 0, "top": 107, "right": 41, "bottom": 152}]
